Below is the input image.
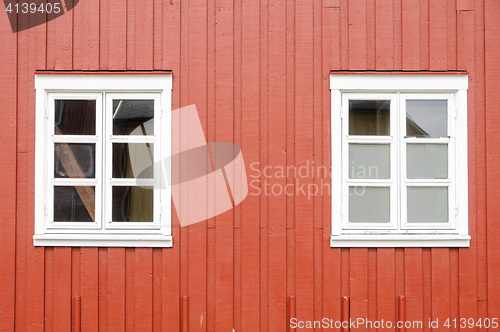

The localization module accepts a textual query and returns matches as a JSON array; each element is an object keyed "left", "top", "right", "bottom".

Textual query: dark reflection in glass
[
  {"left": 55, "top": 100, "right": 96, "bottom": 135},
  {"left": 112, "top": 100, "right": 154, "bottom": 135},
  {"left": 406, "top": 100, "right": 447, "bottom": 137},
  {"left": 349, "top": 100, "right": 390, "bottom": 136},
  {"left": 112, "top": 143, "right": 154, "bottom": 179},
  {"left": 54, "top": 143, "right": 96, "bottom": 178},
  {"left": 54, "top": 186, "right": 95, "bottom": 222},
  {"left": 112, "top": 186, "right": 154, "bottom": 222}
]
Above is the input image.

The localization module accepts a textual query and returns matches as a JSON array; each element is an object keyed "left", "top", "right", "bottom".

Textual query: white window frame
[
  {"left": 34, "top": 74, "right": 172, "bottom": 247},
  {"left": 330, "top": 74, "right": 470, "bottom": 247}
]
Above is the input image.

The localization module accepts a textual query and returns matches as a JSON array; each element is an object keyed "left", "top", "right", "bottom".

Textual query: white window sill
[
  {"left": 33, "top": 234, "right": 173, "bottom": 247},
  {"left": 330, "top": 234, "right": 470, "bottom": 247}
]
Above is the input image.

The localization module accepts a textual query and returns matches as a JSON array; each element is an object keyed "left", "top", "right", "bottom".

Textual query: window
[
  {"left": 330, "top": 74, "right": 469, "bottom": 247},
  {"left": 34, "top": 74, "right": 172, "bottom": 247}
]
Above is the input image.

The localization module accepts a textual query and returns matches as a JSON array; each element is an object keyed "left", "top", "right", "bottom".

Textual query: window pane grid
[
  {"left": 400, "top": 94, "right": 455, "bottom": 230},
  {"left": 343, "top": 94, "right": 397, "bottom": 229},
  {"left": 341, "top": 93, "right": 455, "bottom": 231},
  {"left": 105, "top": 94, "right": 160, "bottom": 229},
  {"left": 47, "top": 95, "right": 103, "bottom": 229}
]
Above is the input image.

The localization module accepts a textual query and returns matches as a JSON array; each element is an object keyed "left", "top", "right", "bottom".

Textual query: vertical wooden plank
[
  {"left": 98, "top": 248, "right": 108, "bottom": 331},
  {"left": 178, "top": 0, "right": 190, "bottom": 328},
  {"left": 45, "top": 0, "right": 73, "bottom": 69},
  {"left": 45, "top": 248, "right": 55, "bottom": 331},
  {"left": 182, "top": 296, "right": 189, "bottom": 332},
  {"left": 429, "top": 0, "right": 447, "bottom": 70},
  {"left": 375, "top": 0, "right": 394, "bottom": 69},
  {"left": 431, "top": 248, "right": 450, "bottom": 332},
  {"left": 341, "top": 249, "right": 350, "bottom": 319},
  {"left": 15, "top": 26, "right": 29, "bottom": 332},
  {"left": 289, "top": 296, "right": 296, "bottom": 331},
  {"left": 162, "top": 0, "right": 181, "bottom": 329},
  {"left": 108, "top": 0, "right": 127, "bottom": 70},
  {"left": 81, "top": 0, "right": 100, "bottom": 70},
  {"left": 422, "top": 248, "right": 432, "bottom": 332},
  {"left": 402, "top": 0, "right": 420, "bottom": 70},
  {"left": 135, "top": 0, "right": 154, "bottom": 69},
  {"left": 446, "top": 0, "right": 457, "bottom": 70},
  {"left": 449, "top": 249, "right": 459, "bottom": 332},
  {"left": 268, "top": 0, "right": 287, "bottom": 330},
  {"left": 26, "top": 19, "right": 46, "bottom": 332},
  {"left": 153, "top": 0, "right": 164, "bottom": 70},
  {"left": 367, "top": 249, "right": 377, "bottom": 332},
  {"left": 135, "top": 248, "right": 153, "bottom": 331},
  {"left": 286, "top": 1, "right": 296, "bottom": 328},
  {"left": 214, "top": 0, "right": 234, "bottom": 330},
  {"left": 233, "top": 227, "right": 242, "bottom": 332},
  {"left": 485, "top": 0, "right": 500, "bottom": 322},
  {"left": 187, "top": 0, "right": 208, "bottom": 330},
  {"left": 377, "top": 248, "right": 396, "bottom": 330},
  {"left": 339, "top": 0, "right": 349, "bottom": 70},
  {"left": 72, "top": 0, "right": 82, "bottom": 70},
  {"left": 0, "top": 15, "right": 16, "bottom": 328},
  {"left": 99, "top": 0, "right": 109, "bottom": 70},
  {"left": 350, "top": 249, "right": 368, "bottom": 329},
  {"left": 107, "top": 248, "right": 125, "bottom": 331},
  {"left": 152, "top": 249, "right": 162, "bottom": 331},
  {"left": 229, "top": 5, "right": 242, "bottom": 326},
  {"left": 457, "top": 8, "right": 478, "bottom": 329},
  {"left": 312, "top": 0, "right": 324, "bottom": 326},
  {"left": 405, "top": 249, "right": 423, "bottom": 332},
  {"left": 125, "top": 248, "right": 135, "bottom": 330},
  {"left": 71, "top": 248, "right": 81, "bottom": 329},
  {"left": 259, "top": 0, "right": 269, "bottom": 328},
  {"left": 348, "top": 0, "right": 367, "bottom": 70},
  {"left": 364, "top": 0, "right": 374, "bottom": 71},
  {"left": 420, "top": 0, "right": 430, "bottom": 70},
  {"left": 393, "top": 0, "right": 402, "bottom": 69},
  {"left": 295, "top": 0, "right": 315, "bottom": 330},
  {"left": 207, "top": 0, "right": 216, "bottom": 327},
  {"left": 126, "top": 0, "right": 136, "bottom": 70},
  {"left": 241, "top": 0, "right": 260, "bottom": 328},
  {"left": 473, "top": 2, "right": 488, "bottom": 321},
  {"left": 80, "top": 248, "right": 99, "bottom": 332},
  {"left": 53, "top": 248, "right": 72, "bottom": 332},
  {"left": 322, "top": 4, "right": 341, "bottom": 330}
]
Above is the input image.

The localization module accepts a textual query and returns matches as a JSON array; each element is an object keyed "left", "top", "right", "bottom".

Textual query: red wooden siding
[{"left": 0, "top": 0, "right": 500, "bottom": 331}]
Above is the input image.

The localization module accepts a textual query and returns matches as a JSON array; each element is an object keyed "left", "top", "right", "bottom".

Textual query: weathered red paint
[{"left": 0, "top": 1, "right": 499, "bottom": 331}]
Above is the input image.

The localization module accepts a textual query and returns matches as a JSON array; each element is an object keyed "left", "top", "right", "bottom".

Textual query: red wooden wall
[{"left": 1, "top": 0, "right": 500, "bottom": 331}]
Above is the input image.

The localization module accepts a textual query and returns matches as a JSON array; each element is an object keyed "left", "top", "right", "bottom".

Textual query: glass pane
[
  {"left": 407, "top": 144, "right": 448, "bottom": 179},
  {"left": 55, "top": 100, "right": 96, "bottom": 135},
  {"left": 54, "top": 143, "right": 96, "bottom": 178},
  {"left": 349, "top": 187, "right": 390, "bottom": 223},
  {"left": 407, "top": 187, "right": 448, "bottom": 223},
  {"left": 112, "top": 100, "right": 154, "bottom": 135},
  {"left": 54, "top": 186, "right": 95, "bottom": 222},
  {"left": 112, "top": 186, "right": 153, "bottom": 222},
  {"left": 113, "top": 143, "right": 154, "bottom": 179},
  {"left": 349, "top": 144, "right": 390, "bottom": 179},
  {"left": 349, "top": 100, "right": 390, "bottom": 136},
  {"left": 406, "top": 100, "right": 447, "bottom": 137}
]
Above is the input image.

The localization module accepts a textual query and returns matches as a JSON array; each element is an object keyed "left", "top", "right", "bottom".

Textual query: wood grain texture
[
  {"left": 485, "top": 0, "right": 500, "bottom": 322},
  {"left": 0, "top": 8, "right": 17, "bottom": 329},
  {"left": 1, "top": 1, "right": 497, "bottom": 331}
]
